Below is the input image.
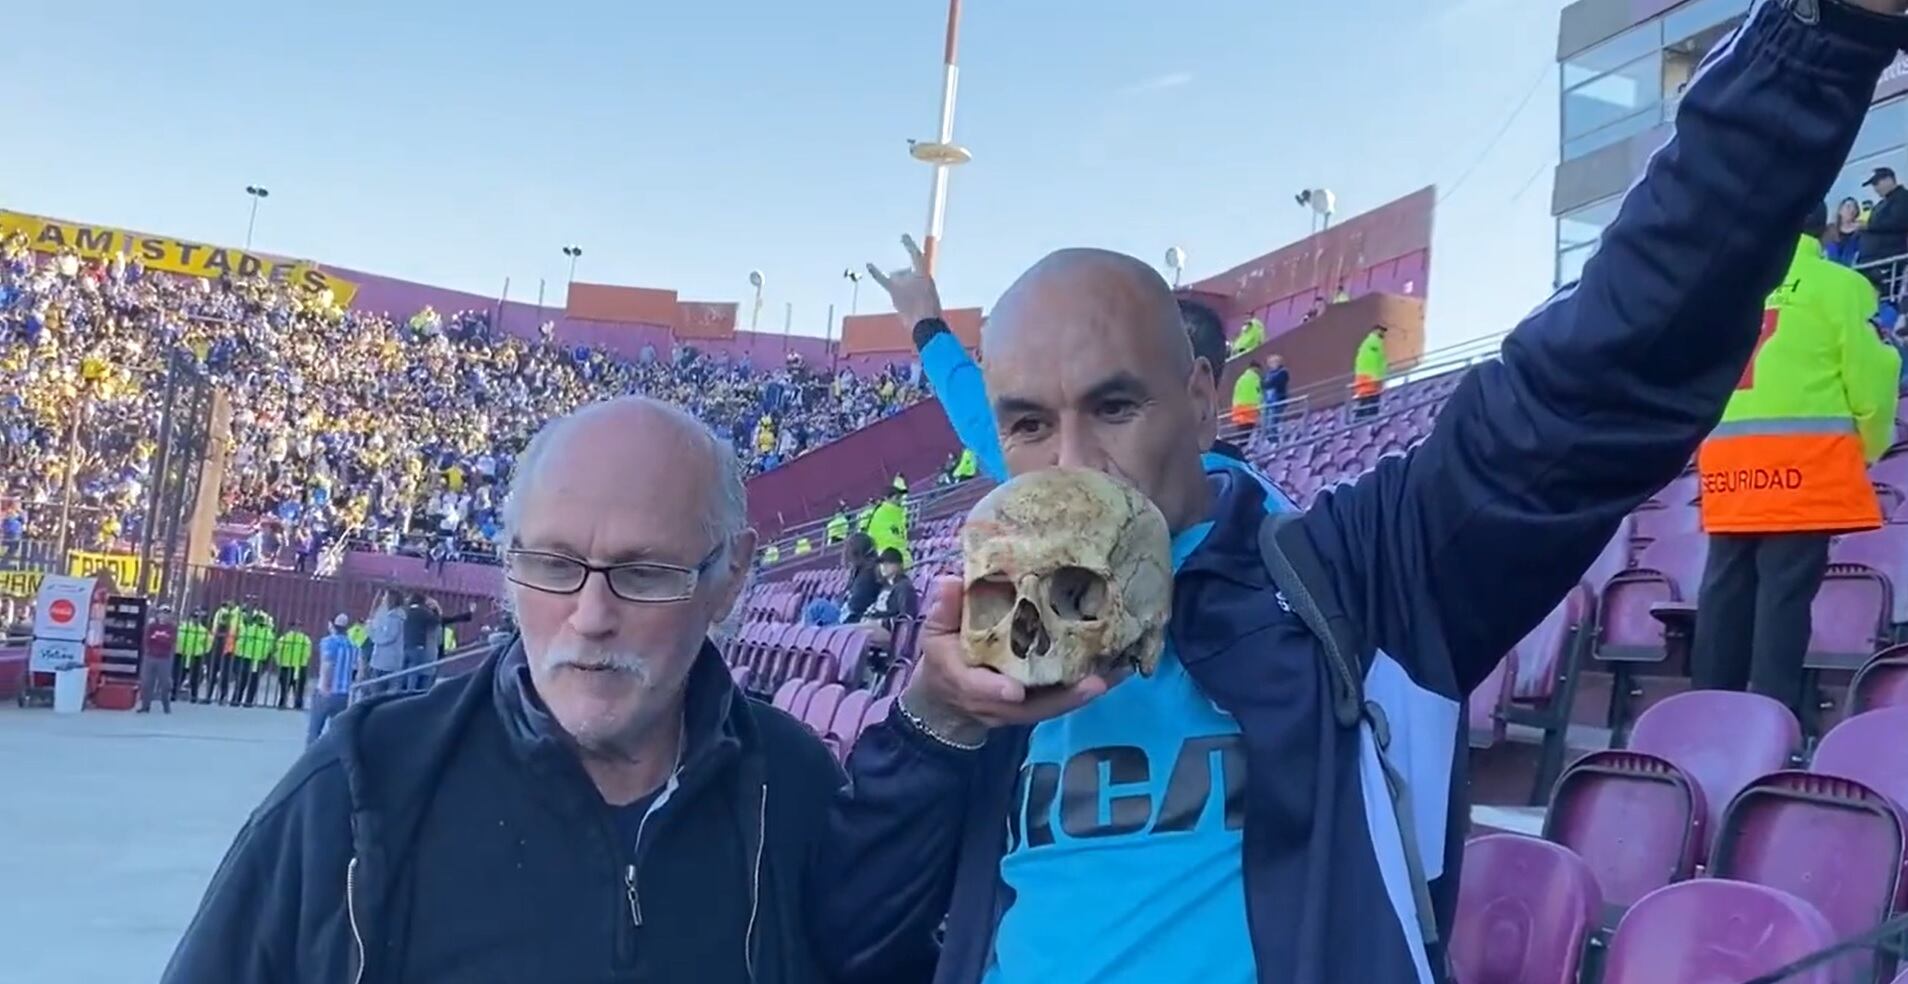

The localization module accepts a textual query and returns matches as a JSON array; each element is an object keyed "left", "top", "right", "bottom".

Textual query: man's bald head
[
  {"left": 983, "top": 249, "right": 1194, "bottom": 379},
  {"left": 502, "top": 396, "right": 747, "bottom": 552},
  {"left": 979, "top": 248, "right": 1216, "bottom": 532}
]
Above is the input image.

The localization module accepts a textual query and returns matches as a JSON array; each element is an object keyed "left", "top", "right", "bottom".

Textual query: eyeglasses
[{"left": 504, "top": 546, "right": 724, "bottom": 604}]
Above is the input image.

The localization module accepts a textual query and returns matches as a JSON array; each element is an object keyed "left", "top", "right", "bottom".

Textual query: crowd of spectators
[{"left": 0, "top": 233, "right": 927, "bottom": 567}]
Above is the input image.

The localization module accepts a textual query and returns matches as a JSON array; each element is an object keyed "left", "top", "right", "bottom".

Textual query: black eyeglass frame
[{"left": 503, "top": 543, "right": 726, "bottom": 604}]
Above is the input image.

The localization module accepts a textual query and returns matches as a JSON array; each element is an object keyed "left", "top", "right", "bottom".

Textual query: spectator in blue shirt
[{"left": 308, "top": 615, "right": 358, "bottom": 746}]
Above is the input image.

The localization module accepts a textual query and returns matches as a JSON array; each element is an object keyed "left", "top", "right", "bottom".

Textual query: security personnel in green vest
[
  {"left": 232, "top": 614, "right": 276, "bottom": 708},
  {"left": 208, "top": 602, "right": 245, "bottom": 704},
  {"left": 952, "top": 448, "right": 978, "bottom": 482},
  {"left": 865, "top": 484, "right": 912, "bottom": 568},
  {"left": 825, "top": 507, "right": 850, "bottom": 544},
  {"left": 1229, "top": 315, "right": 1266, "bottom": 357},
  {"left": 794, "top": 537, "right": 813, "bottom": 556},
  {"left": 762, "top": 543, "right": 780, "bottom": 565},
  {"left": 176, "top": 610, "right": 213, "bottom": 703},
  {"left": 273, "top": 622, "right": 313, "bottom": 711},
  {"left": 443, "top": 624, "right": 459, "bottom": 655}
]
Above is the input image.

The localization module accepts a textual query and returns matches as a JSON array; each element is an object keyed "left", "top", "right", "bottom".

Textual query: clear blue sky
[{"left": 5, "top": 0, "right": 1567, "bottom": 352}]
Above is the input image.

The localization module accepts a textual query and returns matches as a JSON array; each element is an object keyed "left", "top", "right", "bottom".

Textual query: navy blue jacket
[
  {"left": 817, "top": 5, "right": 1908, "bottom": 983},
  {"left": 163, "top": 643, "right": 845, "bottom": 984}
]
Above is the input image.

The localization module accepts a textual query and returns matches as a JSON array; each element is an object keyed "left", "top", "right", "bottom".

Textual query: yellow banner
[
  {"left": 0, "top": 569, "right": 45, "bottom": 599},
  {"left": 67, "top": 550, "right": 161, "bottom": 593},
  {"left": 0, "top": 210, "right": 360, "bottom": 307}
]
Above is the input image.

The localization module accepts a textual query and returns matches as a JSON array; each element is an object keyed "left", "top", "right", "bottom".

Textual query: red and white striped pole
[{"left": 920, "top": 0, "right": 965, "bottom": 277}]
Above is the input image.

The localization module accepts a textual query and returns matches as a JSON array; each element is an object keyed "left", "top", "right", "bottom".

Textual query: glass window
[
  {"left": 1564, "top": 52, "right": 1665, "bottom": 141},
  {"left": 1558, "top": 243, "right": 1597, "bottom": 287},
  {"left": 1564, "top": 109, "right": 1662, "bottom": 161},
  {"left": 1559, "top": 197, "right": 1623, "bottom": 252},
  {"left": 1664, "top": 0, "right": 1750, "bottom": 47},
  {"left": 1563, "top": 22, "right": 1663, "bottom": 89},
  {"left": 1850, "top": 97, "right": 1907, "bottom": 167}
]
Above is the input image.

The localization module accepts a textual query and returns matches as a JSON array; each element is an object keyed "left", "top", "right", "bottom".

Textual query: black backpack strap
[{"left": 1257, "top": 512, "right": 1441, "bottom": 948}]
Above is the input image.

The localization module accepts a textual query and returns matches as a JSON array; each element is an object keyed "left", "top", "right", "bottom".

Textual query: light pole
[
  {"left": 243, "top": 185, "right": 270, "bottom": 250},
  {"left": 561, "top": 245, "right": 583, "bottom": 286},
  {"left": 1295, "top": 188, "right": 1337, "bottom": 234},
  {"left": 909, "top": 0, "right": 972, "bottom": 275},
  {"left": 748, "top": 270, "right": 765, "bottom": 331},
  {"left": 842, "top": 267, "right": 863, "bottom": 315}
]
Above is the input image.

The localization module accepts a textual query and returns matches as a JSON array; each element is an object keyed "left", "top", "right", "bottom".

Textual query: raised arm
[
  {"left": 869, "top": 234, "right": 1008, "bottom": 483},
  {"left": 1304, "top": 1, "right": 1908, "bottom": 695}
]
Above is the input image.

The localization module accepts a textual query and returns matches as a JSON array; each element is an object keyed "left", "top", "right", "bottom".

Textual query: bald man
[
  {"left": 824, "top": 6, "right": 1908, "bottom": 984},
  {"left": 167, "top": 398, "right": 848, "bottom": 984}
]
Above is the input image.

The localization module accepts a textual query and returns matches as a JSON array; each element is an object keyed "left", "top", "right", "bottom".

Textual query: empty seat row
[{"left": 768, "top": 678, "right": 896, "bottom": 761}]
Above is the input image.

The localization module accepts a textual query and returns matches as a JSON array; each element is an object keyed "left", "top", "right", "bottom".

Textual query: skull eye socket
[
  {"left": 1047, "top": 566, "right": 1108, "bottom": 622},
  {"left": 967, "top": 576, "right": 1018, "bottom": 628}
]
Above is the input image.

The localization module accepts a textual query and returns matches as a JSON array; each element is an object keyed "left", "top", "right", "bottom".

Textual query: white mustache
[{"left": 547, "top": 644, "right": 654, "bottom": 683}]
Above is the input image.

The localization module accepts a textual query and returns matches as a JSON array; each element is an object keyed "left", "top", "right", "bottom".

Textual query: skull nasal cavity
[
  {"left": 1010, "top": 599, "right": 1051, "bottom": 659},
  {"left": 1048, "top": 566, "right": 1109, "bottom": 621}
]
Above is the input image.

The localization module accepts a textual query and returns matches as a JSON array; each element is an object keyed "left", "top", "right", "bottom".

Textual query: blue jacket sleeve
[
  {"left": 810, "top": 709, "right": 983, "bottom": 983},
  {"left": 920, "top": 331, "right": 1007, "bottom": 482},
  {"left": 1301, "top": 1, "right": 1908, "bottom": 698}
]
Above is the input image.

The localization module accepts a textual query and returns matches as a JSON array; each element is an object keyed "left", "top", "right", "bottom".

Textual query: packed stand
[{"left": 0, "top": 235, "right": 927, "bottom": 566}]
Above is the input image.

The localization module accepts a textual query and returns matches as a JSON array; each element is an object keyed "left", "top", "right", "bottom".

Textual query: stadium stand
[{"left": 0, "top": 234, "right": 926, "bottom": 566}]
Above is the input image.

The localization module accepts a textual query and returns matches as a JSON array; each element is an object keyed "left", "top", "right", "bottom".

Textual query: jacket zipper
[
  {"left": 625, "top": 863, "right": 642, "bottom": 928},
  {"left": 744, "top": 782, "right": 766, "bottom": 983},
  {"left": 346, "top": 856, "right": 366, "bottom": 984}
]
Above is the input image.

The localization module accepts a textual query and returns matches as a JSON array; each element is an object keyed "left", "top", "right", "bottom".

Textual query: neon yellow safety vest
[
  {"left": 1230, "top": 317, "right": 1266, "bottom": 356},
  {"left": 866, "top": 500, "right": 911, "bottom": 567},
  {"left": 1353, "top": 331, "right": 1387, "bottom": 396}
]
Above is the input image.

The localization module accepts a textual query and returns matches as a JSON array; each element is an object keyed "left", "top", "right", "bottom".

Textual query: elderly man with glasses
[{"left": 165, "top": 397, "right": 849, "bottom": 984}]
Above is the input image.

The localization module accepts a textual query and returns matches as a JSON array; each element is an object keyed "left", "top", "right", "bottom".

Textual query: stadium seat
[
  {"left": 729, "top": 665, "right": 752, "bottom": 691},
  {"left": 802, "top": 683, "right": 846, "bottom": 736},
  {"left": 1594, "top": 535, "right": 1708, "bottom": 736},
  {"left": 1601, "top": 880, "right": 1838, "bottom": 984},
  {"left": 860, "top": 695, "right": 896, "bottom": 739},
  {"left": 823, "top": 689, "right": 873, "bottom": 760},
  {"left": 1544, "top": 748, "right": 1706, "bottom": 917},
  {"left": 1850, "top": 645, "right": 1908, "bottom": 715},
  {"left": 1627, "top": 690, "right": 1801, "bottom": 850},
  {"left": 1469, "top": 656, "right": 1513, "bottom": 750},
  {"left": 1815, "top": 707, "right": 1908, "bottom": 812},
  {"left": 1498, "top": 585, "right": 1593, "bottom": 801},
  {"left": 1709, "top": 759, "right": 1908, "bottom": 984},
  {"left": 1449, "top": 834, "right": 1601, "bottom": 984},
  {"left": 771, "top": 678, "right": 804, "bottom": 713},
  {"left": 787, "top": 680, "right": 822, "bottom": 721}
]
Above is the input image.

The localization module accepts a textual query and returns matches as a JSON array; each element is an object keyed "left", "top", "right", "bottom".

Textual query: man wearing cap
[
  {"left": 138, "top": 604, "right": 179, "bottom": 714},
  {"left": 1860, "top": 166, "right": 1908, "bottom": 265},
  {"left": 1352, "top": 322, "right": 1389, "bottom": 420},
  {"left": 309, "top": 615, "right": 357, "bottom": 745}
]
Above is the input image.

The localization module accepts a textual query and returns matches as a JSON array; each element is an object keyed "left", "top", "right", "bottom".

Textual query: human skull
[{"left": 959, "top": 468, "right": 1173, "bottom": 689}]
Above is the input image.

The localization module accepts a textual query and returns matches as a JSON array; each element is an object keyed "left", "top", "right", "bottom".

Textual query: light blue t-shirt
[{"left": 984, "top": 519, "right": 1254, "bottom": 984}]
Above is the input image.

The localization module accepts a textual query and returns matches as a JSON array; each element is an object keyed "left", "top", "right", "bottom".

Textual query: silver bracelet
[{"left": 896, "top": 695, "right": 986, "bottom": 752}]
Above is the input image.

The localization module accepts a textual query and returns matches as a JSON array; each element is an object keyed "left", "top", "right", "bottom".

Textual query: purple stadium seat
[
  {"left": 1710, "top": 765, "right": 1908, "bottom": 984},
  {"left": 729, "top": 665, "right": 752, "bottom": 691},
  {"left": 1815, "top": 707, "right": 1908, "bottom": 811},
  {"left": 803, "top": 683, "right": 846, "bottom": 735},
  {"left": 787, "top": 680, "right": 822, "bottom": 721},
  {"left": 1630, "top": 505, "right": 1701, "bottom": 549},
  {"left": 1509, "top": 586, "right": 1589, "bottom": 703},
  {"left": 1850, "top": 646, "right": 1908, "bottom": 715},
  {"left": 1827, "top": 525, "right": 1908, "bottom": 627},
  {"left": 1544, "top": 749, "right": 1706, "bottom": 913},
  {"left": 861, "top": 695, "right": 896, "bottom": 738},
  {"left": 1628, "top": 690, "right": 1801, "bottom": 852},
  {"left": 823, "top": 689, "right": 873, "bottom": 760},
  {"left": 1876, "top": 482, "right": 1907, "bottom": 523},
  {"left": 1450, "top": 834, "right": 1601, "bottom": 984},
  {"left": 771, "top": 678, "right": 804, "bottom": 713},
  {"left": 1874, "top": 453, "right": 1908, "bottom": 494},
  {"left": 1602, "top": 881, "right": 1838, "bottom": 984},
  {"left": 1469, "top": 656, "right": 1512, "bottom": 749},
  {"left": 1646, "top": 473, "right": 1700, "bottom": 511},
  {"left": 1596, "top": 535, "right": 1709, "bottom": 662},
  {"left": 1583, "top": 518, "right": 1635, "bottom": 597}
]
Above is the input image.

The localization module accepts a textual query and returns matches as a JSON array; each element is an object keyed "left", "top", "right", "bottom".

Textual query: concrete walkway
[{"left": 0, "top": 700, "right": 306, "bottom": 984}]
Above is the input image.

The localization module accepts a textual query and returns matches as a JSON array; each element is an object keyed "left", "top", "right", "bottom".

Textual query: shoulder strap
[{"left": 1256, "top": 512, "right": 1442, "bottom": 948}]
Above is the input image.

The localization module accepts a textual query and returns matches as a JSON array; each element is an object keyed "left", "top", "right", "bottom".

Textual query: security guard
[
  {"left": 1694, "top": 201, "right": 1900, "bottom": 718},
  {"left": 1229, "top": 315, "right": 1265, "bottom": 357},
  {"left": 175, "top": 609, "right": 212, "bottom": 703},
  {"left": 825, "top": 505, "right": 851, "bottom": 543},
  {"left": 865, "top": 482, "right": 912, "bottom": 568},
  {"left": 232, "top": 613, "right": 276, "bottom": 707},
  {"left": 951, "top": 448, "right": 978, "bottom": 482},
  {"left": 1352, "top": 323, "right": 1389, "bottom": 420},
  {"left": 1231, "top": 358, "right": 1263, "bottom": 430},
  {"left": 272, "top": 622, "right": 313, "bottom": 711}
]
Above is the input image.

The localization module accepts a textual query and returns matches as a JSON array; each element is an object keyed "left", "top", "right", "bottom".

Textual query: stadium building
[{"left": 1553, "top": 0, "right": 1908, "bottom": 285}]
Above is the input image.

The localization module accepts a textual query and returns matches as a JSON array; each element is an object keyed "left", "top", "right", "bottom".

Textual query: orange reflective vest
[{"left": 1698, "top": 236, "right": 1899, "bottom": 535}]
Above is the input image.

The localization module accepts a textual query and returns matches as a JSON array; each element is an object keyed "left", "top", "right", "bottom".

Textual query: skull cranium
[{"left": 959, "top": 467, "right": 1173, "bottom": 689}]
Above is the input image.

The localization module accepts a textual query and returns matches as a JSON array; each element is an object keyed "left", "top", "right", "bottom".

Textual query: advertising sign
[{"left": 33, "top": 575, "right": 96, "bottom": 643}]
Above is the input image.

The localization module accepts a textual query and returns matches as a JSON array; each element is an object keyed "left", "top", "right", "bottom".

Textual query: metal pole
[
  {"left": 921, "top": 0, "right": 963, "bottom": 275},
  {"left": 139, "top": 354, "right": 183, "bottom": 596},
  {"left": 751, "top": 286, "right": 763, "bottom": 331},
  {"left": 54, "top": 388, "right": 85, "bottom": 560},
  {"left": 826, "top": 303, "right": 839, "bottom": 372},
  {"left": 244, "top": 196, "right": 261, "bottom": 250},
  {"left": 851, "top": 278, "right": 861, "bottom": 315},
  {"left": 783, "top": 301, "right": 793, "bottom": 357},
  {"left": 567, "top": 254, "right": 579, "bottom": 286}
]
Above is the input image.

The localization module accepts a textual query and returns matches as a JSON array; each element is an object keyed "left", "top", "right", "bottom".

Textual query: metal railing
[{"left": 346, "top": 639, "right": 501, "bottom": 702}]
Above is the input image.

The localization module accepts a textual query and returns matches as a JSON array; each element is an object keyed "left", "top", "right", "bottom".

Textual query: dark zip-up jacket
[
  {"left": 162, "top": 640, "right": 845, "bottom": 984},
  {"left": 816, "top": 5, "right": 1908, "bottom": 983}
]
